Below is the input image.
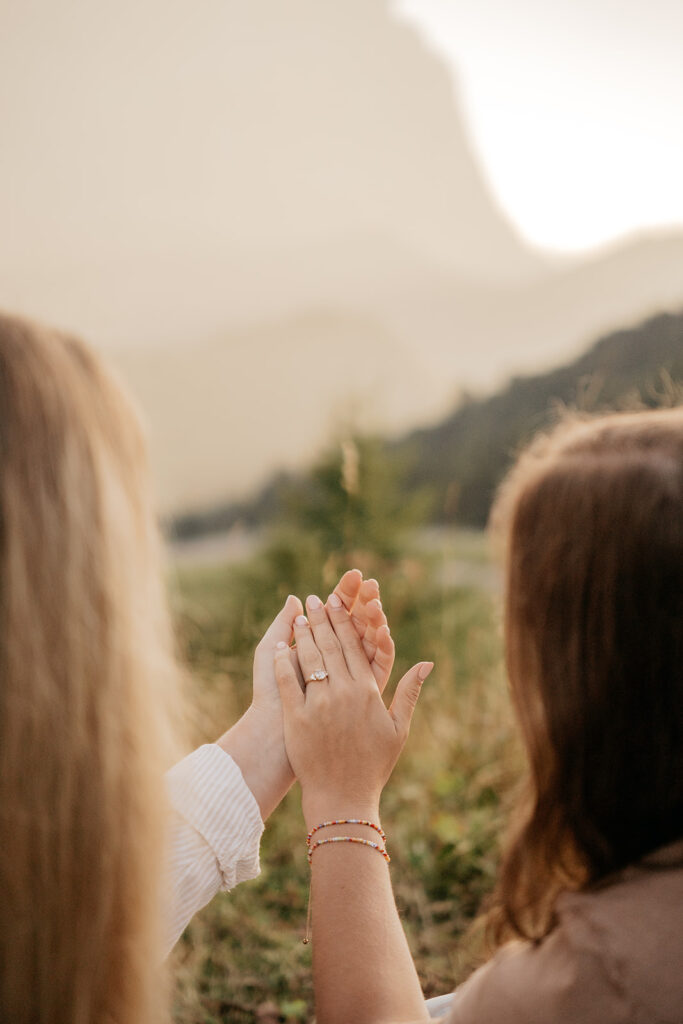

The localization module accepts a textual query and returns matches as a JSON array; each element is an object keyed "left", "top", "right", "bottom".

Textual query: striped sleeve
[{"left": 163, "top": 743, "right": 264, "bottom": 954}]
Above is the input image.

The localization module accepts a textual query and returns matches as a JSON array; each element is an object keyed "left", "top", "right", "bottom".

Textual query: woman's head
[
  {"left": 0, "top": 314, "right": 180, "bottom": 1023},
  {"left": 489, "top": 408, "right": 683, "bottom": 943}
]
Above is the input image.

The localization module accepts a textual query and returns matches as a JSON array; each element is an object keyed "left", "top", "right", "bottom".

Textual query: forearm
[
  {"left": 305, "top": 804, "right": 428, "bottom": 1024},
  {"left": 164, "top": 744, "right": 263, "bottom": 953},
  {"left": 273, "top": 592, "right": 434, "bottom": 1022},
  {"left": 216, "top": 705, "right": 294, "bottom": 820}
]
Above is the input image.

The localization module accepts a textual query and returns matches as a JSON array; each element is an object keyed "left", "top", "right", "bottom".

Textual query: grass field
[{"left": 168, "top": 524, "right": 522, "bottom": 1023}]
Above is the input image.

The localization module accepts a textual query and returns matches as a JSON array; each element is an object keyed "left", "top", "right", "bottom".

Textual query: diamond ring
[{"left": 305, "top": 670, "right": 328, "bottom": 683}]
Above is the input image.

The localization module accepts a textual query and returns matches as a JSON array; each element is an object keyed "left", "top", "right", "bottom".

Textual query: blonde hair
[
  {"left": 0, "top": 314, "right": 183, "bottom": 1023},
  {"left": 487, "top": 407, "right": 683, "bottom": 945}
]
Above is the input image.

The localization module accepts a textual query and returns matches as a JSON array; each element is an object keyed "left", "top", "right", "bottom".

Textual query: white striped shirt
[{"left": 164, "top": 743, "right": 264, "bottom": 954}]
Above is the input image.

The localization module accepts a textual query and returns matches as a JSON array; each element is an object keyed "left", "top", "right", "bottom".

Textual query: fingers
[
  {"left": 389, "top": 662, "right": 434, "bottom": 738},
  {"left": 333, "top": 568, "right": 363, "bottom": 614},
  {"left": 358, "top": 595, "right": 384, "bottom": 659},
  {"left": 372, "top": 623, "right": 395, "bottom": 694},
  {"left": 325, "top": 592, "right": 375, "bottom": 680},
  {"left": 292, "top": 612, "right": 329, "bottom": 687},
  {"left": 360, "top": 578, "right": 380, "bottom": 604},
  {"left": 305, "top": 595, "right": 351, "bottom": 679},
  {"left": 274, "top": 642, "right": 305, "bottom": 711},
  {"left": 351, "top": 578, "right": 380, "bottom": 641},
  {"left": 288, "top": 647, "right": 306, "bottom": 690},
  {"left": 354, "top": 595, "right": 395, "bottom": 693},
  {"left": 254, "top": 595, "right": 304, "bottom": 685},
  {"left": 264, "top": 586, "right": 394, "bottom": 699},
  {"left": 257, "top": 594, "right": 304, "bottom": 652}
]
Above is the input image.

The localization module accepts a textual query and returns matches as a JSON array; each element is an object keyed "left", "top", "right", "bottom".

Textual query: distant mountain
[
  {"left": 107, "top": 227, "right": 683, "bottom": 515},
  {"left": 376, "top": 232, "right": 683, "bottom": 389},
  {"left": 114, "top": 308, "right": 440, "bottom": 514},
  {"left": 1, "top": 0, "right": 545, "bottom": 336},
  {"left": 395, "top": 309, "right": 683, "bottom": 525},
  {"left": 171, "top": 309, "right": 683, "bottom": 538}
]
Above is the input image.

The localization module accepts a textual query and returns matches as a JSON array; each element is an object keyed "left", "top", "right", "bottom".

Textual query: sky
[{"left": 394, "top": 0, "right": 683, "bottom": 252}]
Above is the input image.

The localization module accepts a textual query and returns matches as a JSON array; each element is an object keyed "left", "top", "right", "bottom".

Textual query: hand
[
  {"left": 249, "top": 571, "right": 389, "bottom": 711},
  {"left": 216, "top": 594, "right": 303, "bottom": 820},
  {"left": 274, "top": 594, "right": 433, "bottom": 825},
  {"left": 330, "top": 571, "right": 395, "bottom": 692},
  {"left": 215, "top": 570, "right": 386, "bottom": 820}
]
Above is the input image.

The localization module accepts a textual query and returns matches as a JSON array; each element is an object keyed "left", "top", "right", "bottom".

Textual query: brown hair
[
  {"left": 0, "top": 314, "right": 182, "bottom": 1023},
  {"left": 487, "top": 408, "right": 683, "bottom": 945}
]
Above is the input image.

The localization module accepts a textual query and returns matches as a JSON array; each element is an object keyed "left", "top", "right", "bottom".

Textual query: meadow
[{"left": 168, "top": 439, "right": 523, "bottom": 1024}]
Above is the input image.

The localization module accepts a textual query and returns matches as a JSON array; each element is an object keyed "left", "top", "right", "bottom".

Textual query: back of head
[
  {"left": 0, "top": 314, "right": 180, "bottom": 1023},
  {"left": 488, "top": 408, "right": 683, "bottom": 944}
]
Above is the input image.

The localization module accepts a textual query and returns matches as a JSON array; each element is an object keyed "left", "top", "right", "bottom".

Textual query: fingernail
[
  {"left": 367, "top": 578, "right": 379, "bottom": 588},
  {"left": 276, "top": 641, "right": 288, "bottom": 650},
  {"left": 418, "top": 662, "right": 434, "bottom": 681},
  {"left": 306, "top": 595, "right": 322, "bottom": 609},
  {"left": 328, "top": 592, "right": 342, "bottom": 608},
  {"left": 295, "top": 614, "right": 308, "bottom": 626}
]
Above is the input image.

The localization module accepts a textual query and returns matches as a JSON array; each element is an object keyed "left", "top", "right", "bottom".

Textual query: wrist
[
  {"left": 217, "top": 705, "right": 294, "bottom": 821},
  {"left": 302, "top": 792, "right": 381, "bottom": 832}
]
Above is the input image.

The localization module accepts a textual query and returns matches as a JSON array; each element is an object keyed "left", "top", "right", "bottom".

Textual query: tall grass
[{"left": 168, "top": 439, "right": 522, "bottom": 1023}]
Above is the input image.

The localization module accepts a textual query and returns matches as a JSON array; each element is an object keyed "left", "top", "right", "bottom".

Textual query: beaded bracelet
[
  {"left": 306, "top": 818, "right": 387, "bottom": 846},
  {"left": 308, "top": 835, "right": 391, "bottom": 865}
]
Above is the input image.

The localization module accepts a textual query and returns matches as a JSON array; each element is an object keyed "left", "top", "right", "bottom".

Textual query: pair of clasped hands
[{"left": 218, "top": 569, "right": 434, "bottom": 830}]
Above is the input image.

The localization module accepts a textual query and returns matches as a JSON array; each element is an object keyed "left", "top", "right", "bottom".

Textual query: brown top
[{"left": 447, "top": 842, "right": 683, "bottom": 1024}]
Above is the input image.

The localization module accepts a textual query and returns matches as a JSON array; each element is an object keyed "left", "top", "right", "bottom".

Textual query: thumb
[
  {"left": 389, "top": 661, "right": 433, "bottom": 738},
  {"left": 258, "top": 594, "right": 304, "bottom": 653},
  {"left": 274, "top": 642, "right": 304, "bottom": 712}
]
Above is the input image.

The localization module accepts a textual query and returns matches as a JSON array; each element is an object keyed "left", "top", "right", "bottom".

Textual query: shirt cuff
[{"left": 166, "top": 743, "right": 265, "bottom": 889}]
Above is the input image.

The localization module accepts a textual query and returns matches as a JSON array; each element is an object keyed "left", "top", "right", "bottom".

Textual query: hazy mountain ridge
[
  {"left": 363, "top": 230, "right": 683, "bottom": 387},
  {"left": 108, "top": 224, "right": 683, "bottom": 515},
  {"left": 396, "top": 309, "right": 683, "bottom": 525},
  {"left": 114, "top": 308, "right": 441, "bottom": 515},
  {"left": 170, "top": 308, "right": 683, "bottom": 538}
]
